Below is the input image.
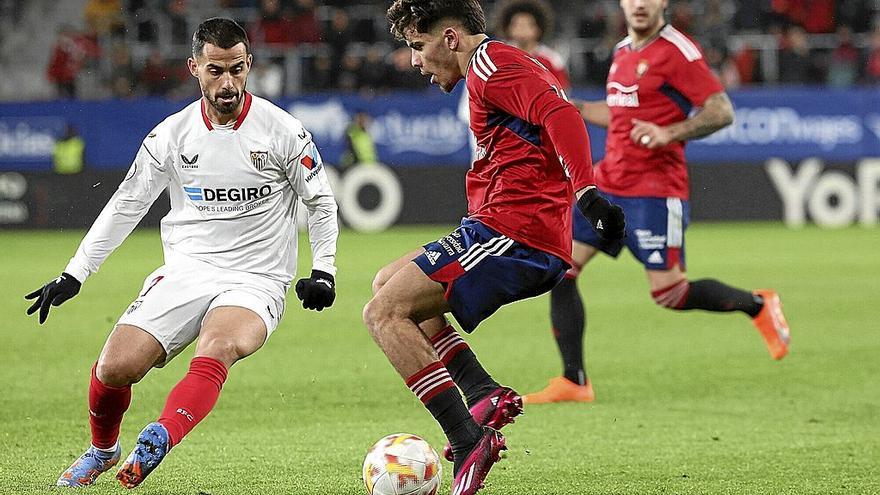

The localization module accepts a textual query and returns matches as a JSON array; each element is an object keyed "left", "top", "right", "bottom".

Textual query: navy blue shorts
[
  {"left": 573, "top": 192, "right": 691, "bottom": 270},
  {"left": 413, "top": 218, "right": 568, "bottom": 333}
]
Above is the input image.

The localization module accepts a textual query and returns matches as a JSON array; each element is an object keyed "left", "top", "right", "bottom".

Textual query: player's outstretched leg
[
  {"left": 364, "top": 263, "right": 505, "bottom": 494},
  {"left": 524, "top": 275, "right": 595, "bottom": 405},
  {"left": 117, "top": 356, "right": 228, "bottom": 488},
  {"left": 651, "top": 276, "right": 790, "bottom": 359},
  {"left": 430, "top": 324, "right": 522, "bottom": 461},
  {"left": 118, "top": 306, "right": 262, "bottom": 488},
  {"left": 58, "top": 326, "right": 162, "bottom": 487}
]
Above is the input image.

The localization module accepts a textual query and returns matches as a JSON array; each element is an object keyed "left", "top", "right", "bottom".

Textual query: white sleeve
[
  {"left": 64, "top": 139, "right": 170, "bottom": 283},
  {"left": 286, "top": 137, "right": 339, "bottom": 277}
]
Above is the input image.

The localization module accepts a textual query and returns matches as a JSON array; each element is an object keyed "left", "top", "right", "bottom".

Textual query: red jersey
[
  {"left": 597, "top": 25, "right": 724, "bottom": 200},
  {"left": 466, "top": 40, "right": 594, "bottom": 263}
]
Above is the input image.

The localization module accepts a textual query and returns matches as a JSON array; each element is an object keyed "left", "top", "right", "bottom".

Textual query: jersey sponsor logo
[
  {"left": 606, "top": 82, "right": 640, "bottom": 107},
  {"left": 183, "top": 185, "right": 271, "bottom": 202},
  {"left": 634, "top": 229, "right": 667, "bottom": 250},
  {"left": 607, "top": 90, "right": 640, "bottom": 108},
  {"left": 301, "top": 145, "right": 324, "bottom": 182},
  {"left": 250, "top": 150, "right": 269, "bottom": 171}
]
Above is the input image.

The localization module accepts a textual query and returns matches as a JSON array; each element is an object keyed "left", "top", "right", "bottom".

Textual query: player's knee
[
  {"left": 197, "top": 337, "right": 242, "bottom": 365},
  {"left": 95, "top": 357, "right": 148, "bottom": 387},
  {"left": 362, "top": 294, "right": 403, "bottom": 334},
  {"left": 650, "top": 279, "right": 690, "bottom": 309},
  {"left": 371, "top": 271, "right": 388, "bottom": 296}
]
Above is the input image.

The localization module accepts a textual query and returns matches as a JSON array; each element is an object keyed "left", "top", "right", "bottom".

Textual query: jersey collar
[
  {"left": 200, "top": 91, "right": 253, "bottom": 131},
  {"left": 626, "top": 23, "right": 668, "bottom": 52},
  {"left": 466, "top": 37, "right": 494, "bottom": 77}
]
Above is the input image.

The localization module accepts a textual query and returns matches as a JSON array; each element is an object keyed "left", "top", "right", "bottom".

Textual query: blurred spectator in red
[
  {"left": 84, "top": 0, "right": 124, "bottom": 36},
  {"left": 290, "top": 0, "right": 321, "bottom": 45},
  {"left": 251, "top": 0, "right": 295, "bottom": 46},
  {"left": 771, "top": 0, "right": 835, "bottom": 33},
  {"left": 731, "top": 43, "right": 759, "bottom": 85},
  {"left": 866, "top": 29, "right": 880, "bottom": 84},
  {"left": 828, "top": 26, "right": 859, "bottom": 87},
  {"left": 669, "top": 1, "right": 694, "bottom": 33},
  {"left": 140, "top": 49, "right": 175, "bottom": 96},
  {"left": 46, "top": 26, "right": 90, "bottom": 99}
]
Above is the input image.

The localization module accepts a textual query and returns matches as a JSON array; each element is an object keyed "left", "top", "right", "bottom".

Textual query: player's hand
[
  {"left": 295, "top": 270, "right": 336, "bottom": 311},
  {"left": 630, "top": 119, "right": 672, "bottom": 149},
  {"left": 577, "top": 188, "right": 625, "bottom": 241},
  {"left": 25, "top": 272, "right": 82, "bottom": 324}
]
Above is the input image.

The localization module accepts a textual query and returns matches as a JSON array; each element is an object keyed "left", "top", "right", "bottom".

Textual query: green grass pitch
[{"left": 1, "top": 223, "right": 878, "bottom": 494}]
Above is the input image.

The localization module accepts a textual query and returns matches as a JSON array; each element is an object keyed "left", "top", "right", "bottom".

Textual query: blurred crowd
[{"left": 40, "top": 0, "right": 880, "bottom": 100}]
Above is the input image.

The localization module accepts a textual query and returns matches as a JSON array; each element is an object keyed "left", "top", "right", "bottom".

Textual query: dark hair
[
  {"left": 192, "top": 17, "right": 250, "bottom": 57},
  {"left": 496, "top": 0, "right": 553, "bottom": 41},
  {"left": 387, "top": 0, "right": 486, "bottom": 40}
]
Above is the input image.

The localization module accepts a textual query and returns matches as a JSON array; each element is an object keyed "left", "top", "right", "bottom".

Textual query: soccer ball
[{"left": 362, "top": 433, "right": 442, "bottom": 495}]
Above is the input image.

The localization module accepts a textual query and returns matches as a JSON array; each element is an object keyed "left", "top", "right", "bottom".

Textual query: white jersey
[{"left": 65, "top": 92, "right": 338, "bottom": 286}]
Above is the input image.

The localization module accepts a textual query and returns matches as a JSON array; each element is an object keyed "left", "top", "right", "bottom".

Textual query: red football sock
[
  {"left": 157, "top": 357, "right": 228, "bottom": 448},
  {"left": 89, "top": 363, "right": 132, "bottom": 450}
]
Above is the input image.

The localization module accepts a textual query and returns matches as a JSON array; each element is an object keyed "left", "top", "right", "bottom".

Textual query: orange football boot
[
  {"left": 751, "top": 289, "right": 791, "bottom": 360},
  {"left": 522, "top": 377, "right": 595, "bottom": 404}
]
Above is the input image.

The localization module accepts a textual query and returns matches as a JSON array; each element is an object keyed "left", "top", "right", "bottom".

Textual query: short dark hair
[
  {"left": 387, "top": 0, "right": 486, "bottom": 41},
  {"left": 192, "top": 17, "right": 250, "bottom": 57},
  {"left": 496, "top": 0, "right": 553, "bottom": 41}
]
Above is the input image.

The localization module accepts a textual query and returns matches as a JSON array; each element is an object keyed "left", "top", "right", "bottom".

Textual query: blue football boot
[
  {"left": 56, "top": 444, "right": 121, "bottom": 487},
  {"left": 116, "top": 422, "right": 170, "bottom": 489}
]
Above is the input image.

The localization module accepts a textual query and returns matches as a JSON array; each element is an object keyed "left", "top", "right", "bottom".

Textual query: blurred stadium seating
[{"left": 0, "top": 0, "right": 878, "bottom": 101}]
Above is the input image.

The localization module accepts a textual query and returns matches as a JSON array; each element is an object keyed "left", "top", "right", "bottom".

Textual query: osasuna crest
[
  {"left": 250, "top": 151, "right": 269, "bottom": 171},
  {"left": 636, "top": 59, "right": 649, "bottom": 79}
]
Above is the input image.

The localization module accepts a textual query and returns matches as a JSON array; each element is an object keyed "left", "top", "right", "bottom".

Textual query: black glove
[
  {"left": 577, "top": 188, "right": 626, "bottom": 241},
  {"left": 295, "top": 270, "right": 336, "bottom": 311},
  {"left": 25, "top": 272, "right": 82, "bottom": 324}
]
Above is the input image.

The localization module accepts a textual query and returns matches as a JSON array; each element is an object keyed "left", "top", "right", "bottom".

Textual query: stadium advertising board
[
  {"left": 3, "top": 159, "right": 878, "bottom": 229},
  {"left": 1, "top": 89, "right": 879, "bottom": 169}
]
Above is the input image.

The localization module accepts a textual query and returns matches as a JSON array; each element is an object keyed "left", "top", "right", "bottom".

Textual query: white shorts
[{"left": 117, "top": 257, "right": 287, "bottom": 366}]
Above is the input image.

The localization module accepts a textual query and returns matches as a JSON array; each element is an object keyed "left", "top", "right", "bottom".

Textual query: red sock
[
  {"left": 89, "top": 363, "right": 132, "bottom": 450},
  {"left": 157, "top": 357, "right": 228, "bottom": 448}
]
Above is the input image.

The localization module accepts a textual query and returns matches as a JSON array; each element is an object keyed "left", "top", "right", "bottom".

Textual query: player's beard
[{"left": 206, "top": 87, "right": 242, "bottom": 115}]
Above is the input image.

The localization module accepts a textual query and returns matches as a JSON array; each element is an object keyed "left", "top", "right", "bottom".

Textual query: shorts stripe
[
  {"left": 459, "top": 234, "right": 509, "bottom": 266},
  {"left": 460, "top": 237, "right": 514, "bottom": 272},
  {"left": 666, "top": 198, "right": 683, "bottom": 248}
]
